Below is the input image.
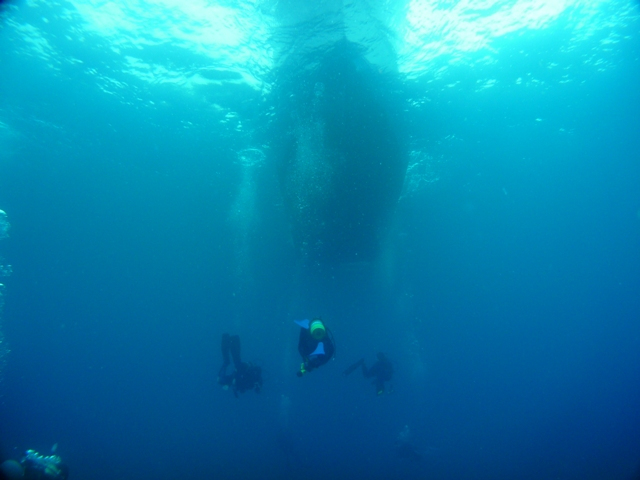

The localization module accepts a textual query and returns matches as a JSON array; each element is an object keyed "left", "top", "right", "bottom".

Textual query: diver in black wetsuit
[
  {"left": 218, "top": 334, "right": 263, "bottom": 397},
  {"left": 343, "top": 352, "right": 394, "bottom": 395},
  {"left": 295, "top": 318, "right": 335, "bottom": 376}
]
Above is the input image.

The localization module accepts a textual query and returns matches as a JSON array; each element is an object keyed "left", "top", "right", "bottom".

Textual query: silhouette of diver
[
  {"left": 1, "top": 450, "right": 69, "bottom": 480},
  {"left": 395, "top": 425, "right": 422, "bottom": 462},
  {"left": 217, "top": 334, "right": 263, "bottom": 398},
  {"left": 276, "top": 427, "right": 305, "bottom": 472},
  {"left": 343, "top": 352, "right": 393, "bottom": 395}
]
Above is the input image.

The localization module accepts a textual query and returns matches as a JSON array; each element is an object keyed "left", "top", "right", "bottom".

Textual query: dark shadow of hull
[{"left": 271, "top": 40, "right": 407, "bottom": 265}]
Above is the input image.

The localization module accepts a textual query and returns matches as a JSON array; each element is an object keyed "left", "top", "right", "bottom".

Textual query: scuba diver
[
  {"left": 0, "top": 450, "right": 70, "bottom": 480},
  {"left": 295, "top": 318, "right": 335, "bottom": 376},
  {"left": 395, "top": 425, "right": 422, "bottom": 462},
  {"left": 343, "top": 352, "right": 394, "bottom": 395},
  {"left": 217, "top": 333, "right": 263, "bottom": 398}
]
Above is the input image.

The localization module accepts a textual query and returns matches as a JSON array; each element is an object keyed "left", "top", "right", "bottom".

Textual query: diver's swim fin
[{"left": 343, "top": 359, "right": 364, "bottom": 376}]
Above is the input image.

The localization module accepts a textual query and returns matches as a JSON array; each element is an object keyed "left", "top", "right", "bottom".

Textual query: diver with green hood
[{"left": 295, "top": 318, "right": 335, "bottom": 376}]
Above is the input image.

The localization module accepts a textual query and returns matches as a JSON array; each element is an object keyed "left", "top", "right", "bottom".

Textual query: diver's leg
[
  {"left": 342, "top": 359, "right": 364, "bottom": 376},
  {"left": 361, "top": 362, "right": 370, "bottom": 378},
  {"left": 230, "top": 335, "right": 242, "bottom": 369},
  {"left": 217, "top": 366, "right": 232, "bottom": 386},
  {"left": 375, "top": 378, "right": 384, "bottom": 395}
]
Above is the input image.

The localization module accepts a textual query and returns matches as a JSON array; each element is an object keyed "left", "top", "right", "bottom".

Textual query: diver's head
[
  {"left": 377, "top": 352, "right": 386, "bottom": 361},
  {"left": 310, "top": 319, "right": 326, "bottom": 340}
]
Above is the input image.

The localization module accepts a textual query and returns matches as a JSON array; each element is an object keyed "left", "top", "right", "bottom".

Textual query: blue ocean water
[{"left": 0, "top": 1, "right": 639, "bottom": 479}]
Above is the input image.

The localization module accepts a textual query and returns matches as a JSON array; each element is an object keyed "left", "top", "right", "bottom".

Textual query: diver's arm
[{"left": 307, "top": 354, "right": 327, "bottom": 370}]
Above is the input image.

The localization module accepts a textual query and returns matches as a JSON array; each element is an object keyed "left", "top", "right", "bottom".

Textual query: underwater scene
[{"left": 1, "top": 0, "right": 640, "bottom": 479}]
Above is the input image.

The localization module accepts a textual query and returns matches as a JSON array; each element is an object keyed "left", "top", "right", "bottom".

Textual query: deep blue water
[{"left": 1, "top": 1, "right": 640, "bottom": 479}]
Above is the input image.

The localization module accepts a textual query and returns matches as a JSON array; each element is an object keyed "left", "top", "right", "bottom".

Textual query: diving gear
[
  {"left": 22, "top": 450, "right": 66, "bottom": 480},
  {"left": 310, "top": 319, "right": 326, "bottom": 340},
  {"left": 294, "top": 318, "right": 310, "bottom": 329},
  {"left": 297, "top": 362, "right": 307, "bottom": 377},
  {"left": 310, "top": 342, "right": 325, "bottom": 356}
]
